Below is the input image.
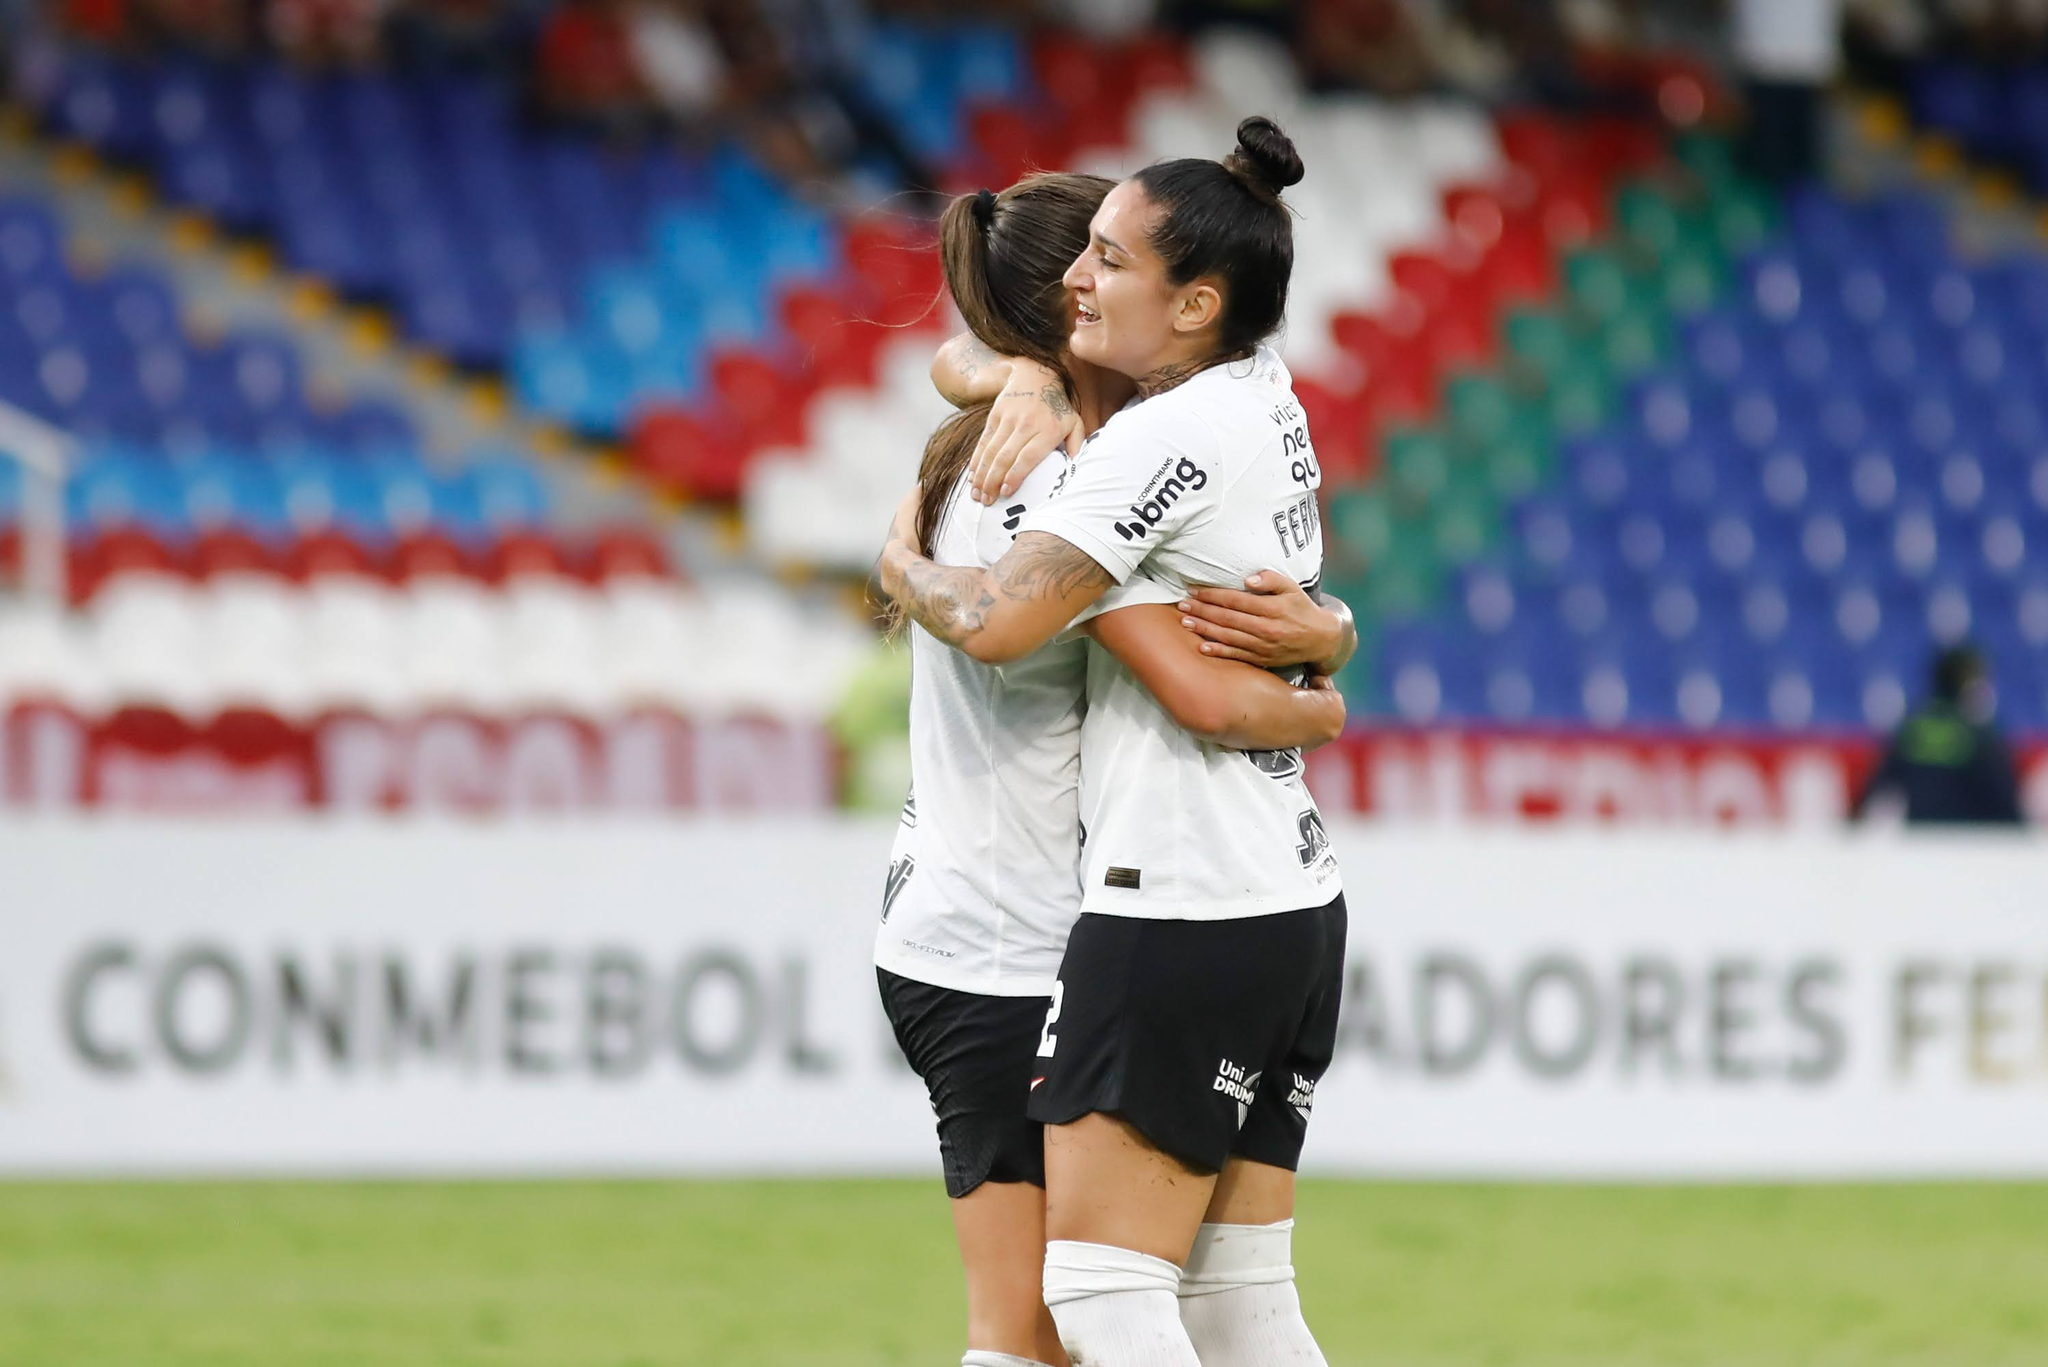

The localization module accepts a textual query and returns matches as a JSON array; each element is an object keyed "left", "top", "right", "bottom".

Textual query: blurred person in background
[
  {"left": 627, "top": 0, "right": 729, "bottom": 135},
  {"left": 266, "top": 0, "right": 390, "bottom": 65},
  {"left": 1854, "top": 643, "right": 2026, "bottom": 826},
  {"left": 535, "top": 0, "right": 654, "bottom": 132},
  {"left": 385, "top": 0, "right": 524, "bottom": 71},
  {"left": 1297, "top": 0, "right": 1439, "bottom": 96},
  {"left": 729, "top": 0, "right": 941, "bottom": 204},
  {"left": 1731, "top": 0, "right": 1842, "bottom": 184}
]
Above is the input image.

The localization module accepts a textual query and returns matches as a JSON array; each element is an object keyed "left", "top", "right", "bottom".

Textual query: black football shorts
[
  {"left": 878, "top": 968, "right": 1050, "bottom": 1198},
  {"left": 1024, "top": 894, "right": 1347, "bottom": 1174}
]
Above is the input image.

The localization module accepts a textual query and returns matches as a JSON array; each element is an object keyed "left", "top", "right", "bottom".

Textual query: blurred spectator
[
  {"left": 536, "top": 0, "right": 652, "bottom": 133},
  {"left": 56, "top": 0, "right": 137, "bottom": 47},
  {"left": 266, "top": 0, "right": 389, "bottom": 65},
  {"left": 1854, "top": 645, "right": 2025, "bottom": 826},
  {"left": 725, "top": 0, "right": 939, "bottom": 203},
  {"left": 384, "top": 0, "right": 521, "bottom": 70},
  {"left": 136, "top": 0, "right": 252, "bottom": 54},
  {"left": 629, "top": 0, "right": 727, "bottom": 129},
  {"left": 1732, "top": 0, "right": 1841, "bottom": 184},
  {"left": 1042, "top": 0, "right": 1158, "bottom": 41},
  {"left": 1299, "top": 0, "right": 1438, "bottom": 95}
]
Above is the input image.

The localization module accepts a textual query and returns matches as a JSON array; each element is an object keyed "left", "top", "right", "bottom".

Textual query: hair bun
[{"left": 1224, "top": 116, "right": 1304, "bottom": 201}]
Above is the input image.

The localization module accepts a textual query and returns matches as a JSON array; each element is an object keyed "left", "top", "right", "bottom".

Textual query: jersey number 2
[{"left": 1037, "top": 981, "right": 1064, "bottom": 1059}]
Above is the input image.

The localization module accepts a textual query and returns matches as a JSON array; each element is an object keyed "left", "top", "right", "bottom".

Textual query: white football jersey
[
  {"left": 1021, "top": 346, "right": 1343, "bottom": 921},
  {"left": 874, "top": 452, "right": 1088, "bottom": 996}
]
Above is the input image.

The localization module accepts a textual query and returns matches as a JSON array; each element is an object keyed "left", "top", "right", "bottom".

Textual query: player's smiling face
[{"left": 1063, "top": 181, "right": 1187, "bottom": 379}]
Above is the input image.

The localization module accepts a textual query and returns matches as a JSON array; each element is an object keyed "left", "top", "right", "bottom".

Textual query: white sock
[
  {"left": 961, "top": 1353, "right": 1059, "bottom": 1367},
  {"left": 1043, "top": 1239, "right": 1201, "bottom": 1366},
  {"left": 1177, "top": 1220, "right": 1327, "bottom": 1366}
]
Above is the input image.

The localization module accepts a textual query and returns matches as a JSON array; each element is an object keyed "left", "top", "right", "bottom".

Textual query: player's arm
[
  {"left": 930, "top": 332, "right": 1083, "bottom": 503},
  {"left": 1177, "top": 571, "right": 1357, "bottom": 675},
  {"left": 931, "top": 331, "right": 1010, "bottom": 406},
  {"left": 1087, "top": 604, "right": 1346, "bottom": 751},
  {"left": 877, "top": 491, "right": 1112, "bottom": 665}
]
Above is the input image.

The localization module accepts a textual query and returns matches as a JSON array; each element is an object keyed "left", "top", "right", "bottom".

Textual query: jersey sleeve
[
  {"left": 1064, "top": 571, "right": 1184, "bottom": 629},
  {"left": 1016, "top": 406, "right": 1223, "bottom": 584},
  {"left": 974, "top": 453, "right": 1073, "bottom": 567}
]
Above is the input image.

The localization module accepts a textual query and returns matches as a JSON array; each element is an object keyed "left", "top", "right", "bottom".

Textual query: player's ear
[{"left": 1173, "top": 280, "right": 1223, "bottom": 335}]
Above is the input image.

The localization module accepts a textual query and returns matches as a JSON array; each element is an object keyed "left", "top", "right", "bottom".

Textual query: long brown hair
[{"left": 909, "top": 172, "right": 1116, "bottom": 567}]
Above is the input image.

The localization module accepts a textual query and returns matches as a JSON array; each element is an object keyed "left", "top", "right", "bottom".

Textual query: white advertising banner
[{"left": 0, "top": 820, "right": 2044, "bottom": 1178}]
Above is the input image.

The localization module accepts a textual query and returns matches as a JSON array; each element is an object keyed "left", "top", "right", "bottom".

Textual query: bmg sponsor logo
[{"left": 1113, "top": 457, "right": 1208, "bottom": 542}]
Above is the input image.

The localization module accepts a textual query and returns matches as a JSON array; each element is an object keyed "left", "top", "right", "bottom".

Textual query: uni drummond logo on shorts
[
  {"left": 1213, "top": 1057, "right": 1261, "bottom": 1129},
  {"left": 1286, "top": 1072, "right": 1316, "bottom": 1124}
]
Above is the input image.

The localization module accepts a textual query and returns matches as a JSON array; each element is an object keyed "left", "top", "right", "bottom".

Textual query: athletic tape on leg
[
  {"left": 1042, "top": 1240, "right": 1183, "bottom": 1304},
  {"left": 1043, "top": 1241, "right": 1200, "bottom": 1367},
  {"left": 1178, "top": 1219, "right": 1296, "bottom": 1296},
  {"left": 961, "top": 1352, "right": 1060, "bottom": 1367}
]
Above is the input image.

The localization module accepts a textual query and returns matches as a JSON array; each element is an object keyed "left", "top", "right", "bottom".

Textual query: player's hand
[
  {"left": 967, "top": 359, "right": 1084, "bottom": 505},
  {"left": 1178, "top": 570, "right": 1346, "bottom": 669}
]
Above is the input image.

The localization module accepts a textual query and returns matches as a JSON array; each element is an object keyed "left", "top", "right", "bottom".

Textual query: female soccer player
[
  {"left": 878, "top": 168, "right": 1352, "bottom": 1367},
  {"left": 877, "top": 118, "right": 1344, "bottom": 1367}
]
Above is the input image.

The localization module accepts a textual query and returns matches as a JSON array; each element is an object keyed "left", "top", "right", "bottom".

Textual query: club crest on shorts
[{"left": 1213, "top": 1057, "right": 1261, "bottom": 1129}]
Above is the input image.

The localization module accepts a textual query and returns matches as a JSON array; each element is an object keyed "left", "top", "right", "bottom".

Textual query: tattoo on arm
[
  {"left": 1039, "top": 384, "right": 1074, "bottom": 418},
  {"left": 880, "top": 531, "right": 1112, "bottom": 651},
  {"left": 957, "top": 336, "right": 998, "bottom": 382}
]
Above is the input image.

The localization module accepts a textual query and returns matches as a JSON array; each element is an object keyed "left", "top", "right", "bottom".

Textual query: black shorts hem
[
  {"left": 1027, "top": 1091, "right": 1231, "bottom": 1176},
  {"left": 878, "top": 968, "right": 1049, "bottom": 1199}
]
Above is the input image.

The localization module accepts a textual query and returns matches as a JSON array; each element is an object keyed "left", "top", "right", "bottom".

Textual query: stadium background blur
[{"left": 3, "top": 1, "right": 2047, "bottom": 1364}]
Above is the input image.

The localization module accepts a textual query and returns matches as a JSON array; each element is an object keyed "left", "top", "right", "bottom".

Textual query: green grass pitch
[{"left": 3, "top": 1179, "right": 2045, "bottom": 1366}]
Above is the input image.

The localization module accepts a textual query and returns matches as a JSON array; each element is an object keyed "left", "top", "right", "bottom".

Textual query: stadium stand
[{"left": 11, "top": 6, "right": 2048, "bottom": 816}]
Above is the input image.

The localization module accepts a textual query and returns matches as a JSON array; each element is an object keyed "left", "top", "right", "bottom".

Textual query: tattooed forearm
[
  {"left": 878, "top": 531, "right": 1112, "bottom": 660},
  {"left": 1039, "top": 383, "right": 1074, "bottom": 418},
  {"left": 990, "top": 531, "right": 1112, "bottom": 601},
  {"left": 878, "top": 538, "right": 1001, "bottom": 647}
]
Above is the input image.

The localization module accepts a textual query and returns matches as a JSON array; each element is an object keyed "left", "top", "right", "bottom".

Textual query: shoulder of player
[{"left": 1087, "top": 378, "right": 1274, "bottom": 473}]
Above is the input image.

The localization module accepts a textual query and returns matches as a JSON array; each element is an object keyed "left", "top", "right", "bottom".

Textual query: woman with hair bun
[
  {"left": 877, "top": 158, "right": 1351, "bottom": 1367},
  {"left": 880, "top": 117, "right": 1348, "bottom": 1366}
]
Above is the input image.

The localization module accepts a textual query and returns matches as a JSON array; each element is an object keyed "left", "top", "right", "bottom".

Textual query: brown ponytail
[{"left": 890, "top": 173, "right": 1116, "bottom": 635}]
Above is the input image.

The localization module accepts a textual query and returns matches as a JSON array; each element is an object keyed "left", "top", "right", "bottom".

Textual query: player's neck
[{"left": 1065, "top": 361, "right": 1129, "bottom": 440}]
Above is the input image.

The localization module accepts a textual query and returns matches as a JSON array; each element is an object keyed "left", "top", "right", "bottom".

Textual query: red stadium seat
[
  {"left": 632, "top": 407, "right": 747, "bottom": 501},
  {"left": 845, "top": 221, "right": 944, "bottom": 329},
  {"left": 710, "top": 348, "right": 810, "bottom": 453},
  {"left": 778, "top": 286, "right": 886, "bottom": 389},
  {"left": 590, "top": 524, "right": 674, "bottom": 582},
  {"left": 1496, "top": 112, "right": 1576, "bottom": 180},
  {"left": 390, "top": 529, "right": 474, "bottom": 582},
  {"left": 1537, "top": 174, "right": 1609, "bottom": 249},
  {"left": 72, "top": 526, "right": 188, "bottom": 601},
  {"left": 289, "top": 528, "right": 385, "bottom": 581},
  {"left": 1033, "top": 32, "right": 1117, "bottom": 116},
  {"left": 486, "top": 528, "right": 571, "bottom": 583},
  {"left": 194, "top": 527, "right": 284, "bottom": 579},
  {"left": 1123, "top": 33, "right": 1193, "bottom": 95},
  {"left": 970, "top": 104, "right": 1047, "bottom": 184}
]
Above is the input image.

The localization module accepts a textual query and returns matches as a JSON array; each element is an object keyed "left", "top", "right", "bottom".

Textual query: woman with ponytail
[
  {"left": 876, "top": 163, "right": 1351, "bottom": 1367},
  {"left": 879, "top": 118, "right": 1348, "bottom": 1366}
]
